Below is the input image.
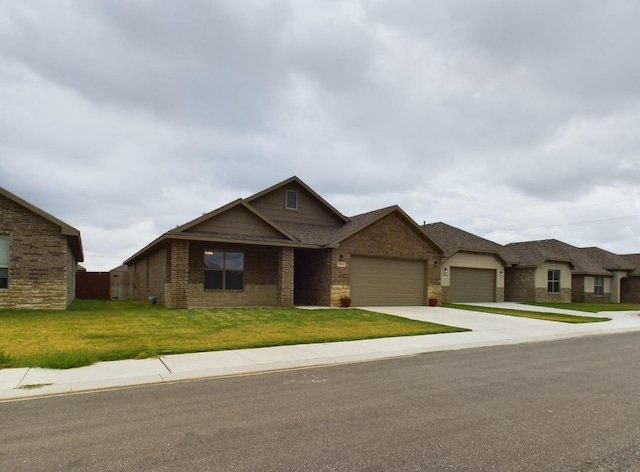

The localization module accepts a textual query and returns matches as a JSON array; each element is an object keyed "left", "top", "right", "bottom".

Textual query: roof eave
[{"left": 1, "top": 186, "right": 85, "bottom": 262}]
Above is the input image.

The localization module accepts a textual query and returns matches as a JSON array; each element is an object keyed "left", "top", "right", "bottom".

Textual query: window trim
[
  {"left": 285, "top": 190, "right": 298, "bottom": 210},
  {"left": 594, "top": 275, "right": 604, "bottom": 297},
  {"left": 203, "top": 250, "right": 244, "bottom": 291},
  {"left": 547, "top": 269, "right": 561, "bottom": 293}
]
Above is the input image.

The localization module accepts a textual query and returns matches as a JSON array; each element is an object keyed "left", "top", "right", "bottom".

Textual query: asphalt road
[{"left": 2, "top": 332, "right": 640, "bottom": 471}]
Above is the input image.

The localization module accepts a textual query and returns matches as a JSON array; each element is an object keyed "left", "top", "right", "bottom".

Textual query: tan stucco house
[
  {"left": 421, "top": 222, "right": 510, "bottom": 303},
  {"left": 123, "top": 176, "right": 444, "bottom": 308},
  {"left": 0, "top": 186, "right": 84, "bottom": 310}
]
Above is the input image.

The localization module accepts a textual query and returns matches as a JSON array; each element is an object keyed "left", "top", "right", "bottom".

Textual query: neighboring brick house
[
  {"left": 620, "top": 254, "right": 640, "bottom": 303},
  {"left": 502, "top": 240, "right": 577, "bottom": 303},
  {"left": 502, "top": 239, "right": 636, "bottom": 303},
  {"left": 421, "top": 222, "right": 510, "bottom": 303},
  {"left": 123, "top": 176, "right": 444, "bottom": 308},
  {"left": 0, "top": 186, "right": 84, "bottom": 310},
  {"left": 571, "top": 247, "right": 635, "bottom": 303}
]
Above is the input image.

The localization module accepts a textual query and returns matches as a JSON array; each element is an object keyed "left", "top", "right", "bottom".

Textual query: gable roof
[
  {"left": 124, "top": 178, "right": 443, "bottom": 263},
  {"left": 0, "top": 186, "right": 84, "bottom": 262},
  {"left": 245, "top": 176, "right": 350, "bottom": 225},
  {"left": 503, "top": 239, "right": 637, "bottom": 276},
  {"left": 421, "top": 222, "right": 509, "bottom": 264},
  {"left": 168, "top": 199, "right": 299, "bottom": 242},
  {"left": 502, "top": 239, "right": 576, "bottom": 269},
  {"left": 124, "top": 199, "right": 314, "bottom": 264}
]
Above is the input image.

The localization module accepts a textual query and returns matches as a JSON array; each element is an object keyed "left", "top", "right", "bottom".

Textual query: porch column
[
  {"left": 611, "top": 272, "right": 625, "bottom": 304},
  {"left": 277, "top": 247, "right": 294, "bottom": 306},
  {"left": 168, "top": 240, "right": 189, "bottom": 308}
]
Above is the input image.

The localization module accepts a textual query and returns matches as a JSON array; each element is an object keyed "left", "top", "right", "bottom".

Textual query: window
[
  {"left": 547, "top": 269, "right": 560, "bottom": 293},
  {"left": 594, "top": 276, "right": 604, "bottom": 296},
  {"left": 285, "top": 190, "right": 298, "bottom": 210},
  {"left": 0, "top": 235, "right": 8, "bottom": 289},
  {"left": 204, "top": 251, "right": 244, "bottom": 290}
]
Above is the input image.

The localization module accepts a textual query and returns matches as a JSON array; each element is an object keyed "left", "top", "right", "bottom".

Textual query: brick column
[
  {"left": 277, "top": 247, "right": 294, "bottom": 306},
  {"left": 168, "top": 240, "right": 189, "bottom": 309}
]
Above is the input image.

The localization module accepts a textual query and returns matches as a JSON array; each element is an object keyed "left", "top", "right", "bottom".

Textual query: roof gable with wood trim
[{"left": 245, "top": 176, "right": 349, "bottom": 227}]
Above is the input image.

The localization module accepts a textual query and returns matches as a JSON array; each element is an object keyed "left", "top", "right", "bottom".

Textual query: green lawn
[
  {"left": 0, "top": 300, "right": 468, "bottom": 369},
  {"left": 441, "top": 302, "right": 611, "bottom": 323},
  {"left": 528, "top": 302, "right": 640, "bottom": 313}
]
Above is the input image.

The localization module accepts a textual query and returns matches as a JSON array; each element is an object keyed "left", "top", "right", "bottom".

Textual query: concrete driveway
[{"left": 362, "top": 302, "right": 640, "bottom": 339}]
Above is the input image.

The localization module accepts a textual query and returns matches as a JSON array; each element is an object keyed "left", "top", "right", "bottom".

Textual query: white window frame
[
  {"left": 547, "top": 269, "right": 560, "bottom": 293},
  {"left": 285, "top": 190, "right": 298, "bottom": 210}
]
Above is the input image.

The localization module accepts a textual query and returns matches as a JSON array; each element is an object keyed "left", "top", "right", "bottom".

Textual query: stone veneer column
[
  {"left": 168, "top": 240, "right": 189, "bottom": 308},
  {"left": 277, "top": 247, "right": 294, "bottom": 306}
]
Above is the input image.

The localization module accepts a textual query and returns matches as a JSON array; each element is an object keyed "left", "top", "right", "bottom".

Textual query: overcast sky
[{"left": 2, "top": 0, "right": 640, "bottom": 271}]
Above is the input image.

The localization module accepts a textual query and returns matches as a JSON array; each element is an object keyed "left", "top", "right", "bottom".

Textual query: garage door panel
[
  {"left": 450, "top": 267, "right": 496, "bottom": 302},
  {"left": 351, "top": 257, "right": 425, "bottom": 306}
]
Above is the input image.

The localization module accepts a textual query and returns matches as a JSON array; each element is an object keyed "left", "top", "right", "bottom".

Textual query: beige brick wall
[
  {"left": 0, "top": 280, "right": 68, "bottom": 310},
  {"left": 0, "top": 193, "right": 75, "bottom": 310},
  {"left": 534, "top": 287, "right": 572, "bottom": 303}
]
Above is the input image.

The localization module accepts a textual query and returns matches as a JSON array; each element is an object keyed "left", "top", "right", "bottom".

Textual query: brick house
[
  {"left": 0, "top": 186, "right": 84, "bottom": 310},
  {"left": 123, "top": 176, "right": 444, "bottom": 308},
  {"left": 502, "top": 239, "right": 636, "bottom": 303},
  {"left": 620, "top": 254, "right": 640, "bottom": 303},
  {"left": 502, "top": 240, "right": 577, "bottom": 303},
  {"left": 421, "top": 222, "right": 510, "bottom": 303}
]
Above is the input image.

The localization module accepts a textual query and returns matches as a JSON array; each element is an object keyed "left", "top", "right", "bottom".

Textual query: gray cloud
[{"left": 1, "top": 0, "right": 640, "bottom": 270}]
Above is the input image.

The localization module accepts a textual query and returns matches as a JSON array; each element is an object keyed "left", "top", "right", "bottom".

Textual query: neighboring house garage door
[
  {"left": 450, "top": 267, "right": 496, "bottom": 302},
  {"left": 350, "top": 256, "right": 425, "bottom": 306}
]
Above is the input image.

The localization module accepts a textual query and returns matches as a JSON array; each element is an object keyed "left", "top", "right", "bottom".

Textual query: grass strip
[
  {"left": 441, "top": 303, "right": 610, "bottom": 323},
  {"left": 0, "top": 300, "right": 468, "bottom": 369},
  {"left": 528, "top": 302, "right": 640, "bottom": 313}
]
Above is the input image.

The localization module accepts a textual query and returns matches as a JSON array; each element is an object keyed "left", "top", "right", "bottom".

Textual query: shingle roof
[
  {"left": 576, "top": 247, "right": 634, "bottom": 274},
  {"left": 502, "top": 239, "right": 634, "bottom": 275},
  {"left": 276, "top": 206, "right": 443, "bottom": 252},
  {"left": 421, "top": 222, "right": 506, "bottom": 262},
  {"left": 620, "top": 254, "right": 640, "bottom": 276},
  {"left": 502, "top": 239, "right": 577, "bottom": 268}
]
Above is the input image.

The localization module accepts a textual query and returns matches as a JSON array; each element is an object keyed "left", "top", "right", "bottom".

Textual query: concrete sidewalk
[{"left": 2, "top": 304, "right": 640, "bottom": 401}]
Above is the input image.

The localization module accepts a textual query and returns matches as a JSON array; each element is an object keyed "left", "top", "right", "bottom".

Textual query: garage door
[
  {"left": 450, "top": 267, "right": 496, "bottom": 302},
  {"left": 350, "top": 256, "right": 425, "bottom": 306}
]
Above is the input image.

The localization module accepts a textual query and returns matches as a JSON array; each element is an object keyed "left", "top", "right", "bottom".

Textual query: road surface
[{"left": 2, "top": 332, "right": 640, "bottom": 471}]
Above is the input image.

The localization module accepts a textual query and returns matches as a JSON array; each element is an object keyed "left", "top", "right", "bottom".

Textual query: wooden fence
[{"left": 76, "top": 272, "right": 110, "bottom": 299}]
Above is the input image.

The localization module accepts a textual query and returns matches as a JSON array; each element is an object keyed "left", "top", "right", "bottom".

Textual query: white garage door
[
  {"left": 450, "top": 267, "right": 496, "bottom": 302},
  {"left": 350, "top": 256, "right": 425, "bottom": 306}
]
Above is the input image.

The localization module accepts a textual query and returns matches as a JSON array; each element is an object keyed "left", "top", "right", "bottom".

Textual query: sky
[{"left": 2, "top": 0, "right": 640, "bottom": 271}]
